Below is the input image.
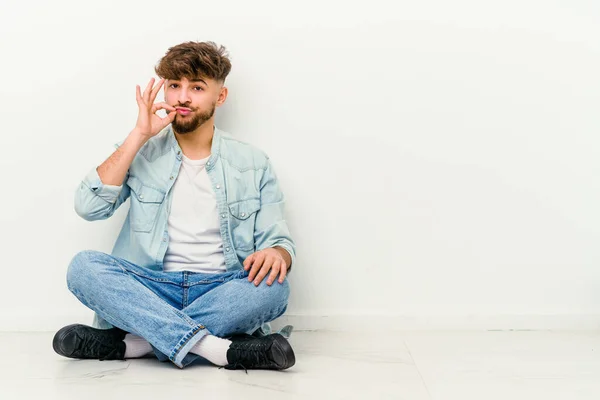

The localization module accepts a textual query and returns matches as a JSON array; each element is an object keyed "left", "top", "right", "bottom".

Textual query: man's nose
[{"left": 177, "top": 90, "right": 191, "bottom": 104}]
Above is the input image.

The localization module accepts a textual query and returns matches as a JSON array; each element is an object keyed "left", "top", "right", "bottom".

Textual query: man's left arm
[{"left": 243, "top": 157, "right": 297, "bottom": 286}]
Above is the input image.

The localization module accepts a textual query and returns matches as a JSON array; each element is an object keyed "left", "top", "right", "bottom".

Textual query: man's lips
[{"left": 175, "top": 107, "right": 192, "bottom": 115}]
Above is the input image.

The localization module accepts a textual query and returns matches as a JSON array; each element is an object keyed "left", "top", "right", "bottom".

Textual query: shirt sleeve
[
  {"left": 74, "top": 140, "right": 131, "bottom": 221},
  {"left": 253, "top": 157, "right": 297, "bottom": 271}
]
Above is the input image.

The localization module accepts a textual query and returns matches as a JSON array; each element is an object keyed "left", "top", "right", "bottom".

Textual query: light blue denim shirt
[{"left": 74, "top": 125, "right": 296, "bottom": 336}]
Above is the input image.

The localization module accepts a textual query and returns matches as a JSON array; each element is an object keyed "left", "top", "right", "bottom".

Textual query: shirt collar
[{"left": 167, "top": 124, "right": 221, "bottom": 170}]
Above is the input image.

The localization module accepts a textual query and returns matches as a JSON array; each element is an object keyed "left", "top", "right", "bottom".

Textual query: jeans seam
[
  {"left": 115, "top": 260, "right": 179, "bottom": 284},
  {"left": 109, "top": 259, "right": 198, "bottom": 328}
]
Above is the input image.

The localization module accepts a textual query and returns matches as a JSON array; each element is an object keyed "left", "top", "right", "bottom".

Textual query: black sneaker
[
  {"left": 224, "top": 333, "right": 295, "bottom": 372},
  {"left": 226, "top": 332, "right": 255, "bottom": 341},
  {"left": 52, "top": 323, "right": 127, "bottom": 361}
]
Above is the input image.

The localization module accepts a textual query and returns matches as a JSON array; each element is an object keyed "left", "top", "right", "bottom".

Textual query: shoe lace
[
  {"left": 219, "top": 362, "right": 248, "bottom": 374},
  {"left": 79, "top": 333, "right": 119, "bottom": 360},
  {"left": 220, "top": 340, "right": 271, "bottom": 373}
]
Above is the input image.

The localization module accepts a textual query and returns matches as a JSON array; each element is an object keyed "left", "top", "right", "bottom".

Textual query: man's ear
[{"left": 217, "top": 85, "right": 228, "bottom": 107}]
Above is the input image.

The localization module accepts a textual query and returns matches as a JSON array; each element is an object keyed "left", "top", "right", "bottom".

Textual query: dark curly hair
[{"left": 155, "top": 41, "right": 232, "bottom": 83}]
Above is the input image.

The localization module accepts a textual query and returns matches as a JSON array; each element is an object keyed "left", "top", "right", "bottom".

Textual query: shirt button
[
  {"left": 221, "top": 214, "right": 226, "bottom": 218},
  {"left": 241, "top": 212, "right": 246, "bottom": 217},
  {"left": 216, "top": 184, "right": 220, "bottom": 189},
  {"left": 170, "top": 176, "right": 174, "bottom": 180},
  {"left": 226, "top": 247, "right": 230, "bottom": 252},
  {"left": 139, "top": 194, "right": 144, "bottom": 199}
]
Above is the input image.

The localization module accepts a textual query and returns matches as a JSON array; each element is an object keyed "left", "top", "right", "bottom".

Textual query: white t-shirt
[{"left": 162, "top": 153, "right": 227, "bottom": 273}]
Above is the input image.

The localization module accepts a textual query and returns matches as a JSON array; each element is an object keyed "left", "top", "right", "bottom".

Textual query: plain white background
[{"left": 0, "top": 0, "right": 598, "bottom": 332}]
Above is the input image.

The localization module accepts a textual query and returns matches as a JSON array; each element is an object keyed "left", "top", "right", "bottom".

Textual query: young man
[{"left": 52, "top": 41, "right": 297, "bottom": 371}]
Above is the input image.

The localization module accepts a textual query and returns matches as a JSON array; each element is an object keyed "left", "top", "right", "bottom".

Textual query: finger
[
  {"left": 254, "top": 262, "right": 274, "bottom": 286},
  {"left": 151, "top": 102, "right": 176, "bottom": 114},
  {"left": 243, "top": 254, "right": 254, "bottom": 271},
  {"left": 278, "top": 262, "right": 288, "bottom": 284},
  {"left": 248, "top": 254, "right": 265, "bottom": 281},
  {"left": 150, "top": 78, "right": 165, "bottom": 104},
  {"left": 246, "top": 252, "right": 260, "bottom": 278},
  {"left": 163, "top": 110, "right": 177, "bottom": 124},
  {"left": 158, "top": 111, "right": 177, "bottom": 129},
  {"left": 143, "top": 78, "right": 155, "bottom": 103},
  {"left": 266, "top": 262, "right": 281, "bottom": 286},
  {"left": 248, "top": 258, "right": 262, "bottom": 281},
  {"left": 136, "top": 85, "right": 144, "bottom": 106}
]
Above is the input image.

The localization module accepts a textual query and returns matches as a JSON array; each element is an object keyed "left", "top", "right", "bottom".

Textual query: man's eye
[
  {"left": 194, "top": 86, "right": 203, "bottom": 91},
  {"left": 169, "top": 84, "right": 178, "bottom": 88}
]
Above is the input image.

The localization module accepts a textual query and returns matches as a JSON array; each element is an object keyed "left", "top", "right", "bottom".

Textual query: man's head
[{"left": 155, "top": 41, "right": 231, "bottom": 134}]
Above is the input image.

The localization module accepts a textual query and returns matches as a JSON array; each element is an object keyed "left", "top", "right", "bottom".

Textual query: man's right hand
[{"left": 134, "top": 78, "right": 176, "bottom": 139}]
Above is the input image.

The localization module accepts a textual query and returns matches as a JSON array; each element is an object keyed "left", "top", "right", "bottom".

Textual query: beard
[{"left": 172, "top": 101, "right": 216, "bottom": 134}]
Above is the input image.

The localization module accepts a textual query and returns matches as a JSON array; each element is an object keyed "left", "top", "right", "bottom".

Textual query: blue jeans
[{"left": 65, "top": 250, "right": 290, "bottom": 368}]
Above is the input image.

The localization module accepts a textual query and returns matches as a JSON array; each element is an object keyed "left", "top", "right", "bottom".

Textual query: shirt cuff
[{"left": 275, "top": 243, "right": 296, "bottom": 272}]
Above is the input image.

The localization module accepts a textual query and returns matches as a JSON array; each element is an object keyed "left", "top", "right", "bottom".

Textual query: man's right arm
[
  {"left": 74, "top": 129, "right": 149, "bottom": 221},
  {"left": 75, "top": 77, "right": 176, "bottom": 220}
]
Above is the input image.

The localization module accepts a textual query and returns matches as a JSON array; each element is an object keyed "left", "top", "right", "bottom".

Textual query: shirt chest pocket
[
  {"left": 228, "top": 198, "right": 261, "bottom": 251},
  {"left": 127, "top": 176, "right": 166, "bottom": 233}
]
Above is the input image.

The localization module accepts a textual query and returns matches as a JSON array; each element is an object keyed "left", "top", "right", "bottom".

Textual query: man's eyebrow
[{"left": 169, "top": 78, "right": 208, "bottom": 85}]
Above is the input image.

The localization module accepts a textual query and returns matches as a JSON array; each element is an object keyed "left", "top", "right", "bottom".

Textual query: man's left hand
[{"left": 243, "top": 248, "right": 288, "bottom": 286}]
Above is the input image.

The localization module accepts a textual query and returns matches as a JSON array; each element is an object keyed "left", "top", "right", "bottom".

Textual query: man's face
[{"left": 164, "top": 76, "right": 226, "bottom": 134}]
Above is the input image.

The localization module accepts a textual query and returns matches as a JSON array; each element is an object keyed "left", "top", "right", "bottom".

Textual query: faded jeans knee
[{"left": 66, "top": 250, "right": 110, "bottom": 294}]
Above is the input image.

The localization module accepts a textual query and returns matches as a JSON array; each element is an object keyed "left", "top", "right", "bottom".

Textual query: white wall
[{"left": 1, "top": 0, "right": 599, "bottom": 331}]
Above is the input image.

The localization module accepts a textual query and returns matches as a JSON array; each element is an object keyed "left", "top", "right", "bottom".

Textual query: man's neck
[{"left": 174, "top": 119, "right": 215, "bottom": 160}]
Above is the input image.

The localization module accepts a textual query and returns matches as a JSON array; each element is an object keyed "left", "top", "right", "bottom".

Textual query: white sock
[
  {"left": 189, "top": 335, "right": 232, "bottom": 366},
  {"left": 123, "top": 333, "right": 154, "bottom": 358}
]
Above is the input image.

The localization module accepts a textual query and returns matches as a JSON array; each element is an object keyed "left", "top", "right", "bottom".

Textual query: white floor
[{"left": 3, "top": 330, "right": 600, "bottom": 399}]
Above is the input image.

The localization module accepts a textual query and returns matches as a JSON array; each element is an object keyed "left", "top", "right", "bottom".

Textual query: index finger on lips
[{"left": 151, "top": 102, "right": 176, "bottom": 113}]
